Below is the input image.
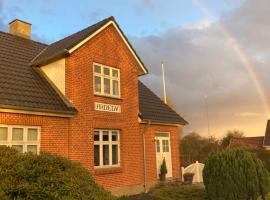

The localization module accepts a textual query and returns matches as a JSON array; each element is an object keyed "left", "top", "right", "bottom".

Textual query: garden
[{"left": 2, "top": 136, "right": 270, "bottom": 200}]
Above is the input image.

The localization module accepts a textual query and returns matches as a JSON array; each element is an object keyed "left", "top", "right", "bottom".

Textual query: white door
[{"left": 155, "top": 132, "right": 172, "bottom": 178}]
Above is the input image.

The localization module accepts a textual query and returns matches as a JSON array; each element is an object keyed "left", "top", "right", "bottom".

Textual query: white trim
[
  {"left": 154, "top": 131, "right": 173, "bottom": 178},
  {"left": 0, "top": 124, "right": 41, "bottom": 154},
  {"left": 139, "top": 120, "right": 183, "bottom": 127},
  {"left": 0, "top": 108, "right": 74, "bottom": 118},
  {"left": 94, "top": 129, "right": 120, "bottom": 169},
  {"left": 69, "top": 21, "right": 147, "bottom": 75}
]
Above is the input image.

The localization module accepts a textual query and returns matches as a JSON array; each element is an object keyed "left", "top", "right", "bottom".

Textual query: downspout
[{"left": 142, "top": 120, "right": 151, "bottom": 193}]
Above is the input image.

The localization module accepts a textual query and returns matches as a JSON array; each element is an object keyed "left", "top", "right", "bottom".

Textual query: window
[
  {"left": 94, "top": 130, "right": 120, "bottom": 168},
  {"left": 0, "top": 125, "right": 40, "bottom": 154},
  {"left": 162, "top": 140, "right": 169, "bottom": 152},
  {"left": 93, "top": 64, "right": 120, "bottom": 98}
]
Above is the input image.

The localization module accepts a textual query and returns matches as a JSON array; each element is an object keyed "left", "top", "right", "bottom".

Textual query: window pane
[
  {"left": 94, "top": 131, "right": 99, "bottom": 141},
  {"left": 94, "top": 65, "right": 101, "bottom": 73},
  {"left": 104, "top": 67, "right": 110, "bottom": 76},
  {"left": 102, "top": 131, "right": 109, "bottom": 141},
  {"left": 112, "top": 69, "right": 118, "bottom": 78},
  {"left": 112, "top": 144, "right": 118, "bottom": 165},
  {"left": 162, "top": 140, "right": 169, "bottom": 152},
  {"left": 104, "top": 78, "right": 110, "bottom": 94},
  {"left": 12, "top": 145, "right": 23, "bottom": 153},
  {"left": 112, "top": 132, "right": 118, "bottom": 141},
  {"left": 0, "top": 127, "right": 8, "bottom": 141},
  {"left": 103, "top": 145, "right": 109, "bottom": 165},
  {"left": 12, "top": 128, "right": 23, "bottom": 141},
  {"left": 28, "top": 129, "right": 38, "bottom": 141},
  {"left": 94, "top": 145, "right": 100, "bottom": 166},
  {"left": 156, "top": 140, "right": 160, "bottom": 153},
  {"left": 94, "top": 76, "right": 101, "bottom": 93},
  {"left": 27, "top": 145, "right": 37, "bottom": 154},
  {"left": 113, "top": 80, "right": 119, "bottom": 96}
]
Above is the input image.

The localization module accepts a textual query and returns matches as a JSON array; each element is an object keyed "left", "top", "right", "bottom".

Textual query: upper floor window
[
  {"left": 93, "top": 63, "right": 120, "bottom": 98},
  {"left": 0, "top": 125, "right": 40, "bottom": 154}
]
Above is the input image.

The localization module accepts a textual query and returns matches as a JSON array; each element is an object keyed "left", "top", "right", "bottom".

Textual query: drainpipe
[{"left": 142, "top": 120, "right": 151, "bottom": 193}]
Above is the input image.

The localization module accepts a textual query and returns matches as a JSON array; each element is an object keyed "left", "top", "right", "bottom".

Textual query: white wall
[{"left": 41, "top": 59, "right": 65, "bottom": 95}]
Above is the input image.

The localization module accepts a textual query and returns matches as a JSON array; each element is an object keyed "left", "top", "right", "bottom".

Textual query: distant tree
[
  {"left": 180, "top": 132, "right": 219, "bottom": 166},
  {"left": 221, "top": 129, "right": 244, "bottom": 148}
]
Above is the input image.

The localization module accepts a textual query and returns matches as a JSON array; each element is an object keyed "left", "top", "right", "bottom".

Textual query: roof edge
[
  {"left": 140, "top": 117, "right": 188, "bottom": 126},
  {"left": 68, "top": 19, "right": 148, "bottom": 75},
  {"left": 0, "top": 105, "right": 76, "bottom": 118},
  {"left": 31, "top": 17, "right": 148, "bottom": 75},
  {"left": 34, "top": 66, "right": 76, "bottom": 110}
]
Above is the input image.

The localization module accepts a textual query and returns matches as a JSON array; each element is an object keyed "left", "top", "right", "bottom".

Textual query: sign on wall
[{"left": 95, "top": 102, "right": 121, "bottom": 113}]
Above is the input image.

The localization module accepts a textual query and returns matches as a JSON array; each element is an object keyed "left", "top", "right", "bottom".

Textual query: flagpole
[{"left": 161, "top": 61, "right": 167, "bottom": 104}]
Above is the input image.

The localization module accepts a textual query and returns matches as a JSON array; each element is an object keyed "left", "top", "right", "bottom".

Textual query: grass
[
  {"left": 120, "top": 183, "right": 207, "bottom": 200},
  {"left": 150, "top": 183, "right": 207, "bottom": 200}
]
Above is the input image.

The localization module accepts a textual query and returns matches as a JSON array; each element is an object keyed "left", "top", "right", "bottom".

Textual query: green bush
[
  {"left": 249, "top": 148, "right": 270, "bottom": 173},
  {"left": 150, "top": 184, "right": 207, "bottom": 200},
  {"left": 0, "top": 146, "right": 116, "bottom": 200},
  {"left": 160, "top": 159, "right": 168, "bottom": 175},
  {"left": 203, "top": 148, "right": 270, "bottom": 200}
]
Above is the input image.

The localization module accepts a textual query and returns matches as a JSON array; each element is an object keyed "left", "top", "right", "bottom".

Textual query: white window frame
[
  {"left": 94, "top": 129, "right": 120, "bottom": 169},
  {"left": 93, "top": 63, "right": 121, "bottom": 98},
  {"left": 0, "top": 124, "right": 41, "bottom": 154}
]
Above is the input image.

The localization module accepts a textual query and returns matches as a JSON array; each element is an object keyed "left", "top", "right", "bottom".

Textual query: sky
[{"left": 0, "top": 0, "right": 269, "bottom": 138}]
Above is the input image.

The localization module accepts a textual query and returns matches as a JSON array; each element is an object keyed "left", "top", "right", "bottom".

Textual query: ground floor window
[
  {"left": 0, "top": 125, "right": 40, "bottom": 154},
  {"left": 94, "top": 129, "right": 120, "bottom": 168}
]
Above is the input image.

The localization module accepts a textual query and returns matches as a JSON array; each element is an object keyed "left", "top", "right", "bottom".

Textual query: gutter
[{"left": 142, "top": 120, "right": 151, "bottom": 193}]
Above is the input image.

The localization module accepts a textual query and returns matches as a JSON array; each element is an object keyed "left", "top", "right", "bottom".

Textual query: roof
[
  {"left": 138, "top": 81, "right": 188, "bottom": 125},
  {"left": 0, "top": 17, "right": 187, "bottom": 124},
  {"left": 0, "top": 31, "right": 76, "bottom": 115},
  {"left": 230, "top": 136, "right": 264, "bottom": 149},
  {"left": 263, "top": 120, "right": 270, "bottom": 146},
  {"left": 31, "top": 16, "right": 148, "bottom": 75}
]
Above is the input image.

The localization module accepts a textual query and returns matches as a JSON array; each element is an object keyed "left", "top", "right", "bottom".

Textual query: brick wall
[
  {"left": 65, "top": 24, "right": 145, "bottom": 189},
  {"left": 0, "top": 112, "right": 69, "bottom": 157}
]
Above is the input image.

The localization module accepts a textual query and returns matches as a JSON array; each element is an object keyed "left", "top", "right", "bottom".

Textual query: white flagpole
[{"left": 161, "top": 61, "right": 167, "bottom": 104}]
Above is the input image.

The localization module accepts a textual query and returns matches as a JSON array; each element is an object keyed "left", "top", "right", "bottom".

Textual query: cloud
[
  {"left": 0, "top": 0, "right": 24, "bottom": 32},
  {"left": 234, "top": 112, "right": 262, "bottom": 117},
  {"left": 134, "top": 0, "right": 157, "bottom": 14},
  {"left": 134, "top": 0, "right": 270, "bottom": 137}
]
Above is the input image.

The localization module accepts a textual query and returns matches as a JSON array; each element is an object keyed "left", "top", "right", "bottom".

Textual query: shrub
[
  {"left": 203, "top": 148, "right": 270, "bottom": 200},
  {"left": 249, "top": 148, "right": 270, "bottom": 173},
  {"left": 160, "top": 159, "right": 168, "bottom": 175},
  {"left": 0, "top": 146, "right": 116, "bottom": 200}
]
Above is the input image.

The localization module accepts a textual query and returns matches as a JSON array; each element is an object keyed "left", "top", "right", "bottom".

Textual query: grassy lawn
[
  {"left": 150, "top": 183, "right": 207, "bottom": 200},
  {"left": 121, "top": 183, "right": 207, "bottom": 200}
]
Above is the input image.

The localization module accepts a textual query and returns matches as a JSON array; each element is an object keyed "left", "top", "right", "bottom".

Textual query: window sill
[
  {"left": 94, "top": 94, "right": 123, "bottom": 100},
  {"left": 94, "top": 166, "right": 123, "bottom": 175}
]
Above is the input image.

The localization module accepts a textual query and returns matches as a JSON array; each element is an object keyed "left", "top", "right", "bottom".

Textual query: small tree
[
  {"left": 203, "top": 148, "right": 270, "bottom": 200},
  {"left": 159, "top": 159, "right": 167, "bottom": 181}
]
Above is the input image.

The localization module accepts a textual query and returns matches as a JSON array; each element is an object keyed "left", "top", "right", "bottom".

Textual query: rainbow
[{"left": 192, "top": 0, "right": 270, "bottom": 118}]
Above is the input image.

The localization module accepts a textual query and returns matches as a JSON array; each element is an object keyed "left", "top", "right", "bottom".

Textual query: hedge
[{"left": 0, "top": 146, "right": 116, "bottom": 200}]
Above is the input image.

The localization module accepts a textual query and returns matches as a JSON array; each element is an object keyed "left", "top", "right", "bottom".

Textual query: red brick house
[{"left": 0, "top": 17, "right": 187, "bottom": 195}]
